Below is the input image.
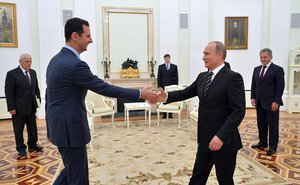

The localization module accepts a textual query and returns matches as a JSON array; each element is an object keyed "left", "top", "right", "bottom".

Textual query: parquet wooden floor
[{"left": 0, "top": 109, "right": 299, "bottom": 185}]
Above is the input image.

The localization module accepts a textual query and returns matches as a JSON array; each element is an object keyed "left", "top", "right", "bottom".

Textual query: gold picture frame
[
  {"left": 0, "top": 2, "right": 18, "bottom": 47},
  {"left": 225, "top": 17, "right": 248, "bottom": 50}
]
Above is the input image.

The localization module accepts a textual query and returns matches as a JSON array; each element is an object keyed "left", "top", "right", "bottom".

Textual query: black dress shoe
[
  {"left": 251, "top": 143, "right": 267, "bottom": 149},
  {"left": 29, "top": 144, "right": 44, "bottom": 151},
  {"left": 18, "top": 150, "right": 27, "bottom": 156},
  {"left": 266, "top": 150, "right": 276, "bottom": 156}
]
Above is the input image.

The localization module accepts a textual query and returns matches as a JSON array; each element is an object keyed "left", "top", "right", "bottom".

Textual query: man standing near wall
[
  {"left": 251, "top": 48, "right": 285, "bottom": 156},
  {"left": 157, "top": 54, "right": 178, "bottom": 118},
  {"left": 5, "top": 54, "right": 43, "bottom": 157}
]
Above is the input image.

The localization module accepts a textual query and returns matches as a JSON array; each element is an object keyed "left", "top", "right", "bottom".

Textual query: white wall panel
[
  {"left": 159, "top": 0, "right": 179, "bottom": 65},
  {"left": 269, "top": 0, "right": 290, "bottom": 74},
  {"left": 37, "top": 0, "right": 63, "bottom": 118},
  {"left": 74, "top": 0, "right": 98, "bottom": 75},
  {"left": 190, "top": 0, "right": 209, "bottom": 81},
  {"left": 0, "top": 0, "right": 34, "bottom": 97},
  {"left": 212, "top": 0, "right": 263, "bottom": 90}
]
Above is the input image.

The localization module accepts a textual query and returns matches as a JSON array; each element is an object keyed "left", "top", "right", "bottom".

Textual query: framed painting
[
  {"left": 0, "top": 2, "right": 18, "bottom": 47},
  {"left": 225, "top": 17, "right": 248, "bottom": 50}
]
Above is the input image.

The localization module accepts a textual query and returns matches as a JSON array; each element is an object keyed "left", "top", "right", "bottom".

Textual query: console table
[{"left": 124, "top": 102, "right": 151, "bottom": 128}]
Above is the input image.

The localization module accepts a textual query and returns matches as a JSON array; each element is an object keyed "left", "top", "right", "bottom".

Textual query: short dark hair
[
  {"left": 164, "top": 54, "right": 170, "bottom": 58},
  {"left": 260, "top": 48, "right": 272, "bottom": 57},
  {"left": 211, "top": 41, "right": 227, "bottom": 60},
  {"left": 65, "top": 17, "right": 89, "bottom": 42}
]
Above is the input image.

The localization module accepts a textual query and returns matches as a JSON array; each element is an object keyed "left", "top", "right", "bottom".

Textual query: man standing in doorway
[
  {"left": 251, "top": 48, "right": 285, "bottom": 156},
  {"left": 157, "top": 54, "right": 178, "bottom": 118}
]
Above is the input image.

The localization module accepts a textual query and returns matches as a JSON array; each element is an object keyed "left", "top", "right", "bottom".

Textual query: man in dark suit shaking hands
[
  {"left": 46, "top": 17, "right": 158, "bottom": 185},
  {"left": 5, "top": 54, "right": 43, "bottom": 157},
  {"left": 251, "top": 48, "right": 285, "bottom": 156},
  {"left": 157, "top": 41, "right": 245, "bottom": 185},
  {"left": 157, "top": 54, "right": 178, "bottom": 118}
]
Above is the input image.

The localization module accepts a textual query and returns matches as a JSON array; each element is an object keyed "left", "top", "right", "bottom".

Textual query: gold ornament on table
[{"left": 121, "top": 58, "right": 139, "bottom": 78}]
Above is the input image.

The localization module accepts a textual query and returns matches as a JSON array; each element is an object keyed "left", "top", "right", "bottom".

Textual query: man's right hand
[
  {"left": 9, "top": 109, "right": 16, "bottom": 115},
  {"left": 251, "top": 99, "right": 256, "bottom": 107},
  {"left": 140, "top": 86, "right": 159, "bottom": 104}
]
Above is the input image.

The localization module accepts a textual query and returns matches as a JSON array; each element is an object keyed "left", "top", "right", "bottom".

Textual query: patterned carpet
[
  {"left": 0, "top": 110, "right": 298, "bottom": 185},
  {"left": 88, "top": 120, "right": 289, "bottom": 185}
]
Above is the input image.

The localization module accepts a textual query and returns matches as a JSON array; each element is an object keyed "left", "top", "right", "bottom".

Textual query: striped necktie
[{"left": 203, "top": 71, "right": 213, "bottom": 97}]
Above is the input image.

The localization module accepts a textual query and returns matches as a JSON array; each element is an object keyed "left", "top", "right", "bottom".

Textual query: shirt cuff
[{"left": 139, "top": 89, "right": 141, "bottom": 99}]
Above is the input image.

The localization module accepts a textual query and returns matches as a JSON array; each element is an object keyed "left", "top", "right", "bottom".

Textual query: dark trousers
[
  {"left": 256, "top": 103, "right": 279, "bottom": 151},
  {"left": 54, "top": 145, "right": 89, "bottom": 185},
  {"left": 189, "top": 150, "right": 237, "bottom": 185},
  {"left": 162, "top": 113, "right": 173, "bottom": 117},
  {"left": 12, "top": 113, "right": 37, "bottom": 152}
]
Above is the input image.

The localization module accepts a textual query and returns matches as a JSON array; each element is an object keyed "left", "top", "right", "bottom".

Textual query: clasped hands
[{"left": 140, "top": 86, "right": 167, "bottom": 104}]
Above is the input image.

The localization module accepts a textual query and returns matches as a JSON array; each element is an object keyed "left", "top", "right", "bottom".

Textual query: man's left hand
[{"left": 209, "top": 135, "right": 223, "bottom": 151}]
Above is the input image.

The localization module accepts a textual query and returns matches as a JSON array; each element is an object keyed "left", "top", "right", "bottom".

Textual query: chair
[
  {"left": 85, "top": 90, "right": 116, "bottom": 129},
  {"left": 157, "top": 85, "right": 185, "bottom": 128},
  {"left": 189, "top": 103, "right": 198, "bottom": 134}
]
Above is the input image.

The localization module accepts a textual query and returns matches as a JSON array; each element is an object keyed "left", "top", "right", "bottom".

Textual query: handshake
[{"left": 140, "top": 86, "right": 167, "bottom": 104}]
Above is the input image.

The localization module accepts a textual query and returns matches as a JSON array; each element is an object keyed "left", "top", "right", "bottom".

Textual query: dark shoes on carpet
[
  {"left": 18, "top": 150, "right": 27, "bottom": 156},
  {"left": 29, "top": 144, "right": 44, "bottom": 152},
  {"left": 18, "top": 144, "right": 43, "bottom": 156},
  {"left": 266, "top": 149, "right": 276, "bottom": 156},
  {"left": 251, "top": 143, "right": 267, "bottom": 150},
  {"left": 252, "top": 143, "right": 276, "bottom": 155}
]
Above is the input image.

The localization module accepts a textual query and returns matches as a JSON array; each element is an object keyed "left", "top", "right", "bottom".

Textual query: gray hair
[
  {"left": 260, "top": 48, "right": 272, "bottom": 57},
  {"left": 210, "top": 41, "right": 227, "bottom": 60},
  {"left": 19, "top": 54, "right": 32, "bottom": 61}
]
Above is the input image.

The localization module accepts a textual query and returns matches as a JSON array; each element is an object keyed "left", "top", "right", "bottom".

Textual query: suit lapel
[
  {"left": 202, "top": 67, "right": 227, "bottom": 103},
  {"left": 261, "top": 63, "right": 274, "bottom": 82}
]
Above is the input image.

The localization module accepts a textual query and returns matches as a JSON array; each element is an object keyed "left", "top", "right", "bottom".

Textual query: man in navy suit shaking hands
[{"left": 46, "top": 17, "right": 158, "bottom": 185}]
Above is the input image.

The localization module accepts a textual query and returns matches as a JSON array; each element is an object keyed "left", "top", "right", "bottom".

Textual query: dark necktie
[
  {"left": 25, "top": 71, "right": 31, "bottom": 85},
  {"left": 203, "top": 71, "right": 213, "bottom": 97},
  {"left": 259, "top": 65, "right": 267, "bottom": 81}
]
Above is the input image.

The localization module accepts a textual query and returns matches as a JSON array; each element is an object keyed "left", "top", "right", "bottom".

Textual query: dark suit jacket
[
  {"left": 46, "top": 47, "right": 140, "bottom": 148},
  {"left": 5, "top": 67, "right": 40, "bottom": 115},
  {"left": 225, "top": 61, "right": 231, "bottom": 69},
  {"left": 157, "top": 63, "right": 178, "bottom": 89},
  {"left": 251, "top": 63, "right": 285, "bottom": 110},
  {"left": 167, "top": 67, "right": 245, "bottom": 153}
]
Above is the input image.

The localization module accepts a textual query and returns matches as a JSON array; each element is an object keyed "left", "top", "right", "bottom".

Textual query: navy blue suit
[
  {"left": 46, "top": 47, "right": 140, "bottom": 184},
  {"left": 251, "top": 63, "right": 285, "bottom": 151},
  {"left": 157, "top": 63, "right": 178, "bottom": 89}
]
